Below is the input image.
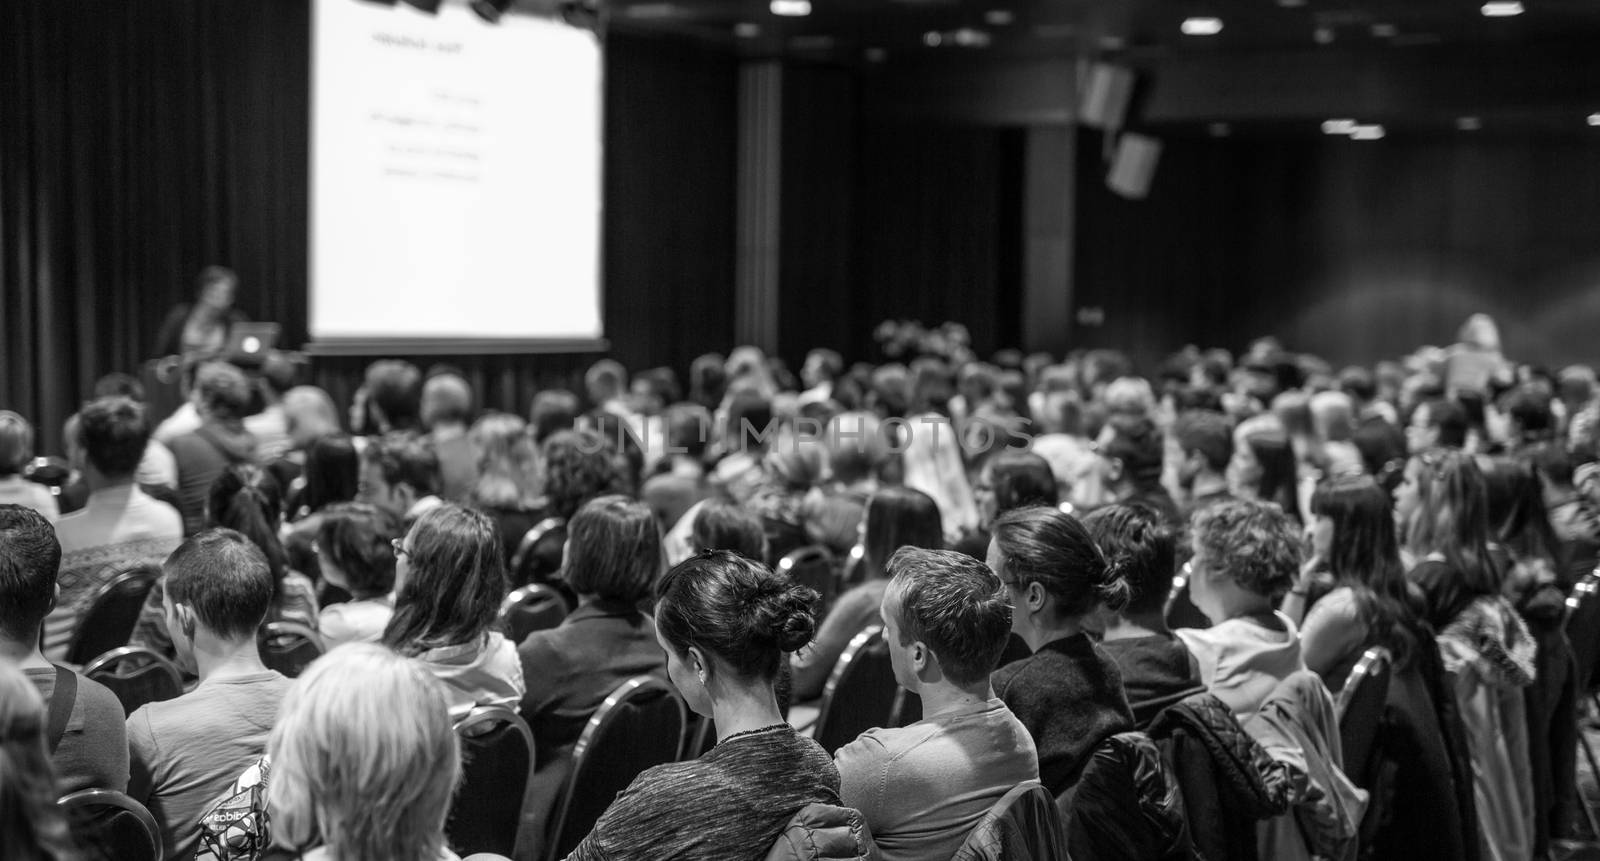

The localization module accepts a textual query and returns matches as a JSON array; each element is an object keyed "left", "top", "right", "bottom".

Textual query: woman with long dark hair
[
  {"left": 791, "top": 486, "right": 944, "bottom": 700},
  {"left": 382, "top": 503, "right": 524, "bottom": 721},
  {"left": 1227, "top": 418, "right": 1301, "bottom": 523},
  {"left": 955, "top": 449, "right": 1058, "bottom": 559}
]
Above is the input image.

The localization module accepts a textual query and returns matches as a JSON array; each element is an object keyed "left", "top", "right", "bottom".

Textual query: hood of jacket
[
  {"left": 1176, "top": 613, "right": 1305, "bottom": 719},
  {"left": 1439, "top": 594, "right": 1537, "bottom": 689},
  {"left": 195, "top": 420, "right": 259, "bottom": 463}
]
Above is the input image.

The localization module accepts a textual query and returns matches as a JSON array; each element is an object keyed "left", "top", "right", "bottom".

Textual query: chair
[
  {"left": 843, "top": 542, "right": 868, "bottom": 586},
  {"left": 84, "top": 647, "right": 183, "bottom": 717},
  {"left": 778, "top": 545, "right": 839, "bottom": 614},
  {"left": 59, "top": 788, "right": 163, "bottom": 861},
  {"left": 498, "top": 583, "right": 570, "bottom": 644},
  {"left": 681, "top": 714, "right": 717, "bottom": 761},
  {"left": 64, "top": 562, "right": 164, "bottom": 666},
  {"left": 447, "top": 706, "right": 537, "bottom": 857},
  {"left": 1334, "top": 646, "right": 1392, "bottom": 790},
  {"left": 764, "top": 517, "right": 810, "bottom": 566},
  {"left": 889, "top": 688, "right": 922, "bottom": 728},
  {"left": 509, "top": 516, "right": 567, "bottom": 587},
  {"left": 950, "top": 780, "right": 1069, "bottom": 861},
  {"left": 1565, "top": 570, "right": 1600, "bottom": 839},
  {"left": 813, "top": 626, "right": 899, "bottom": 755},
  {"left": 547, "top": 675, "right": 689, "bottom": 859},
  {"left": 1163, "top": 562, "right": 1210, "bottom": 630},
  {"left": 258, "top": 621, "right": 325, "bottom": 678}
]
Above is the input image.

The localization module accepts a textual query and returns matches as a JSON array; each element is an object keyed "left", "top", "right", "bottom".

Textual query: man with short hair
[
  {"left": 1172, "top": 410, "right": 1234, "bottom": 516},
  {"left": 127, "top": 529, "right": 290, "bottom": 860},
  {"left": 49, "top": 397, "right": 184, "bottom": 659},
  {"left": 355, "top": 359, "right": 424, "bottom": 435},
  {"left": 0, "top": 505, "right": 130, "bottom": 794},
  {"left": 797, "top": 348, "right": 843, "bottom": 408},
  {"left": 1094, "top": 414, "right": 1181, "bottom": 526},
  {"left": 421, "top": 370, "right": 478, "bottom": 502},
  {"left": 1406, "top": 397, "right": 1468, "bottom": 455},
  {"left": 834, "top": 547, "right": 1039, "bottom": 861},
  {"left": 168, "top": 361, "right": 258, "bottom": 534},
  {"left": 358, "top": 433, "right": 442, "bottom": 525}
]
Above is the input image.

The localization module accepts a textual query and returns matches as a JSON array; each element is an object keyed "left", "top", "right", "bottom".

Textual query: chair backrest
[
  {"left": 779, "top": 545, "right": 838, "bottom": 614},
  {"left": 258, "top": 621, "right": 325, "bottom": 678},
  {"left": 84, "top": 647, "right": 184, "bottom": 717},
  {"left": 843, "top": 543, "right": 867, "bottom": 586},
  {"left": 813, "top": 626, "right": 899, "bottom": 755},
  {"left": 889, "top": 688, "right": 922, "bottom": 728},
  {"left": 1566, "top": 568, "right": 1600, "bottom": 691},
  {"left": 1335, "top": 646, "right": 1393, "bottom": 788},
  {"left": 950, "top": 780, "right": 1069, "bottom": 861},
  {"left": 59, "top": 788, "right": 163, "bottom": 861},
  {"left": 548, "top": 675, "right": 689, "bottom": 859},
  {"left": 1163, "top": 562, "right": 1211, "bottom": 630},
  {"left": 498, "top": 583, "right": 570, "bottom": 644},
  {"left": 65, "top": 562, "right": 164, "bottom": 666},
  {"left": 509, "top": 517, "right": 567, "bottom": 586},
  {"left": 447, "top": 706, "right": 537, "bottom": 858},
  {"left": 681, "top": 714, "right": 717, "bottom": 761}
]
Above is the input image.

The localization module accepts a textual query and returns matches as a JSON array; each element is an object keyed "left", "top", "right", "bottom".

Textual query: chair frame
[
  {"left": 83, "top": 646, "right": 183, "bottom": 688},
  {"left": 548, "top": 675, "right": 687, "bottom": 859},
  {"left": 59, "top": 788, "right": 164, "bottom": 861},
  {"left": 1565, "top": 567, "right": 1600, "bottom": 841},
  {"left": 450, "top": 705, "right": 538, "bottom": 853},
  {"left": 498, "top": 582, "right": 569, "bottom": 635},
  {"left": 812, "top": 625, "right": 889, "bottom": 752},
  {"left": 259, "top": 621, "right": 326, "bottom": 676},
  {"left": 509, "top": 517, "right": 566, "bottom": 575},
  {"left": 778, "top": 544, "right": 839, "bottom": 606},
  {"left": 1334, "top": 645, "right": 1393, "bottom": 720},
  {"left": 64, "top": 562, "right": 163, "bottom": 665}
]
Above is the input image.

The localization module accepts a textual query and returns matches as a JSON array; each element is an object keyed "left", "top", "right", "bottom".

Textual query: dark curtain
[{"left": 1, "top": 0, "right": 310, "bottom": 452}]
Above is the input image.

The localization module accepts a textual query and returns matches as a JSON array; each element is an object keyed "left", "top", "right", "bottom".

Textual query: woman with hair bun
[
  {"left": 564, "top": 551, "right": 843, "bottom": 861},
  {"left": 988, "top": 505, "right": 1135, "bottom": 796}
]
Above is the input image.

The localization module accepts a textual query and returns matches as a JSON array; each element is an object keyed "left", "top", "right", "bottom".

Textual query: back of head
[
  {"left": 1174, "top": 410, "right": 1233, "bottom": 474},
  {"left": 585, "top": 359, "right": 628, "bottom": 406},
  {"left": 165, "top": 529, "right": 275, "bottom": 641},
  {"left": 1421, "top": 398, "right": 1469, "bottom": 449},
  {"left": 726, "top": 395, "right": 775, "bottom": 452},
  {"left": 1528, "top": 441, "right": 1576, "bottom": 489},
  {"left": 0, "top": 505, "right": 61, "bottom": 642},
  {"left": 567, "top": 495, "right": 662, "bottom": 603},
  {"left": 315, "top": 503, "right": 400, "bottom": 600},
  {"left": 691, "top": 499, "right": 769, "bottom": 561},
  {"left": 529, "top": 389, "right": 581, "bottom": 445},
  {"left": 207, "top": 465, "right": 288, "bottom": 586},
  {"left": 689, "top": 353, "right": 728, "bottom": 409},
  {"left": 991, "top": 506, "right": 1125, "bottom": 618},
  {"left": 76, "top": 397, "right": 150, "bottom": 480},
  {"left": 383, "top": 503, "right": 505, "bottom": 656},
  {"left": 1103, "top": 376, "right": 1155, "bottom": 417},
  {"left": 987, "top": 450, "right": 1058, "bottom": 513},
  {"left": 1242, "top": 428, "right": 1299, "bottom": 515},
  {"left": 267, "top": 643, "right": 458, "bottom": 861},
  {"left": 1352, "top": 420, "right": 1406, "bottom": 492},
  {"left": 1407, "top": 449, "right": 1493, "bottom": 593},
  {"left": 194, "top": 360, "right": 253, "bottom": 422},
  {"left": 1101, "top": 413, "right": 1165, "bottom": 489},
  {"left": 824, "top": 411, "right": 884, "bottom": 484},
  {"left": 661, "top": 403, "right": 710, "bottom": 460},
  {"left": 1338, "top": 366, "right": 1377, "bottom": 404},
  {"left": 420, "top": 374, "right": 473, "bottom": 430},
  {"left": 1190, "top": 499, "right": 1300, "bottom": 599},
  {"left": 283, "top": 386, "right": 341, "bottom": 449},
  {"left": 0, "top": 412, "right": 36, "bottom": 477},
  {"left": 363, "top": 433, "right": 441, "bottom": 499},
  {"left": 469, "top": 413, "right": 537, "bottom": 509},
  {"left": 1503, "top": 387, "right": 1555, "bottom": 443},
  {"left": 364, "top": 360, "right": 424, "bottom": 432},
  {"left": 304, "top": 434, "right": 360, "bottom": 512},
  {"left": 1271, "top": 390, "right": 1313, "bottom": 438},
  {"left": 92, "top": 372, "right": 146, "bottom": 402},
  {"left": 1309, "top": 390, "right": 1356, "bottom": 443},
  {"left": 1310, "top": 475, "right": 1405, "bottom": 594},
  {"left": 540, "top": 429, "right": 619, "bottom": 520},
  {"left": 1082, "top": 504, "right": 1175, "bottom": 617},
  {"left": 655, "top": 550, "right": 818, "bottom": 680},
  {"left": 864, "top": 487, "right": 944, "bottom": 576},
  {"left": 884, "top": 547, "right": 1012, "bottom": 685},
  {"left": 1479, "top": 456, "right": 1557, "bottom": 563}
]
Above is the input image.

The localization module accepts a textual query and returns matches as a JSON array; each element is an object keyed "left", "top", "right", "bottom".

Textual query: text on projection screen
[{"left": 311, "top": 0, "right": 602, "bottom": 342}]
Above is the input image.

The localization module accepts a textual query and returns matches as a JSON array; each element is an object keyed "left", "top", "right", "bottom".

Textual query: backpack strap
[{"left": 46, "top": 665, "right": 78, "bottom": 753}]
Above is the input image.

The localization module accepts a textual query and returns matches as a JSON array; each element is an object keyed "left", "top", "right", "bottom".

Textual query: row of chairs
[{"left": 83, "top": 623, "right": 325, "bottom": 717}]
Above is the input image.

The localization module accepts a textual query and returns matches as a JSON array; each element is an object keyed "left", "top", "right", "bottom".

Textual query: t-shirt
[
  {"left": 127, "top": 670, "right": 290, "bottom": 860},
  {"left": 0, "top": 474, "right": 59, "bottom": 519},
  {"left": 835, "top": 697, "right": 1039, "bottom": 861},
  {"left": 319, "top": 596, "right": 395, "bottom": 649},
  {"left": 26, "top": 666, "right": 130, "bottom": 794},
  {"left": 565, "top": 724, "right": 841, "bottom": 861}
]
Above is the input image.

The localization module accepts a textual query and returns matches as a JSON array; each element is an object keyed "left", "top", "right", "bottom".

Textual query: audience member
[
  {"left": 128, "top": 529, "right": 290, "bottom": 860},
  {"left": 1092, "top": 414, "right": 1180, "bottom": 525},
  {"left": 0, "top": 505, "right": 129, "bottom": 794},
  {"left": 1172, "top": 410, "right": 1234, "bottom": 517},
  {"left": 529, "top": 389, "right": 582, "bottom": 446},
  {"left": 244, "top": 352, "right": 297, "bottom": 463},
  {"left": 0, "top": 660, "right": 77, "bottom": 861},
  {"left": 169, "top": 360, "right": 259, "bottom": 534},
  {"left": 423, "top": 369, "right": 480, "bottom": 502},
  {"left": 0, "top": 411, "right": 58, "bottom": 518},
  {"left": 988, "top": 506, "right": 1134, "bottom": 796},
  {"left": 835, "top": 547, "right": 1038, "bottom": 861},
  {"left": 382, "top": 503, "right": 524, "bottom": 720},
  {"left": 1176, "top": 499, "right": 1305, "bottom": 719},
  {"left": 48, "top": 396, "right": 183, "bottom": 658},
  {"left": 688, "top": 498, "right": 769, "bottom": 561},
  {"left": 1407, "top": 397, "right": 1469, "bottom": 455},
  {"left": 355, "top": 359, "right": 424, "bottom": 435},
  {"left": 469, "top": 412, "right": 543, "bottom": 564},
  {"left": 799, "top": 411, "right": 884, "bottom": 555},
  {"left": 266, "top": 642, "right": 469, "bottom": 861},
  {"left": 797, "top": 348, "right": 844, "bottom": 408},
  {"left": 92, "top": 372, "right": 181, "bottom": 491},
  {"left": 1083, "top": 504, "right": 1203, "bottom": 727},
  {"left": 313, "top": 503, "right": 399, "bottom": 647},
  {"left": 564, "top": 551, "right": 837, "bottom": 861},
  {"left": 358, "top": 432, "right": 442, "bottom": 526},
  {"left": 1227, "top": 417, "right": 1301, "bottom": 523},
  {"left": 792, "top": 487, "right": 944, "bottom": 701},
  {"left": 957, "top": 449, "right": 1057, "bottom": 559}
]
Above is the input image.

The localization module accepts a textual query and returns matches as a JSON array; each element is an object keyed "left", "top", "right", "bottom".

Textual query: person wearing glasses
[
  {"left": 381, "top": 503, "right": 524, "bottom": 721},
  {"left": 313, "top": 503, "right": 401, "bottom": 649}
]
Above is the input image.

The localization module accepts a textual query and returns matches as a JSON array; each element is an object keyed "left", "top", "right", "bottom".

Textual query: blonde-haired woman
[
  {"left": 0, "top": 662, "right": 75, "bottom": 861},
  {"left": 267, "top": 642, "right": 506, "bottom": 861}
]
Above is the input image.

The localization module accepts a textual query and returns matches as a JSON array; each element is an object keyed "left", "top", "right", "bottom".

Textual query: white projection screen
[{"left": 310, "top": 0, "right": 603, "bottom": 352}]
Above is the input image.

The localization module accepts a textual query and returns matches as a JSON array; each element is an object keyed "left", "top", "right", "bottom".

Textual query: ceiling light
[
  {"left": 1209, "top": 122, "right": 1231, "bottom": 138},
  {"left": 923, "top": 30, "right": 943, "bottom": 47},
  {"left": 770, "top": 0, "right": 811, "bottom": 16},
  {"left": 469, "top": 0, "right": 513, "bottom": 22},
  {"left": 733, "top": 21, "right": 761, "bottom": 38},
  {"left": 1480, "top": 1, "right": 1524, "bottom": 17},
  {"left": 1277, "top": 0, "right": 1306, "bottom": 6},
  {"left": 1181, "top": 17, "right": 1224, "bottom": 36},
  {"left": 864, "top": 47, "right": 887, "bottom": 63},
  {"left": 984, "top": 9, "right": 1014, "bottom": 26},
  {"left": 1457, "top": 116, "right": 1482, "bottom": 131},
  {"left": 1313, "top": 26, "right": 1335, "bottom": 44},
  {"left": 1322, "top": 119, "right": 1357, "bottom": 135},
  {"left": 1350, "top": 124, "right": 1386, "bottom": 140},
  {"left": 1371, "top": 23, "right": 1397, "bottom": 37},
  {"left": 1588, "top": 113, "right": 1600, "bottom": 127},
  {"left": 952, "top": 28, "right": 992, "bottom": 47}
]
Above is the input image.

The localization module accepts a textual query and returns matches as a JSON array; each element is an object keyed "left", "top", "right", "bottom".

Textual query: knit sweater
[{"left": 991, "top": 632, "right": 1134, "bottom": 796}]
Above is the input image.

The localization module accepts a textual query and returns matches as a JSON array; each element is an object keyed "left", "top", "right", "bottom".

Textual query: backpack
[{"left": 195, "top": 756, "right": 272, "bottom": 861}]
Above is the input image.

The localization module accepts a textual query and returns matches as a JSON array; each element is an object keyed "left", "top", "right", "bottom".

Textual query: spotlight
[
  {"left": 402, "top": 0, "right": 442, "bottom": 13},
  {"left": 1480, "top": 1, "right": 1524, "bottom": 17},
  {"left": 770, "top": 0, "right": 811, "bottom": 16},
  {"left": 471, "top": 0, "right": 515, "bottom": 22},
  {"left": 1181, "top": 17, "right": 1223, "bottom": 36},
  {"left": 1321, "top": 119, "right": 1357, "bottom": 134},
  {"left": 1349, "top": 124, "right": 1386, "bottom": 140}
]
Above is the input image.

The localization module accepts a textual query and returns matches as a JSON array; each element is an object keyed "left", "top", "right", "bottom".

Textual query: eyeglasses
[{"left": 391, "top": 538, "right": 410, "bottom": 559}]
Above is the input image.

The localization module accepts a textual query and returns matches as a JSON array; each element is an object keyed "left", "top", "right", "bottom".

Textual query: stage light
[
  {"left": 471, "top": 0, "right": 515, "bottom": 22},
  {"left": 1457, "top": 117, "right": 1482, "bottom": 131},
  {"left": 1588, "top": 113, "right": 1600, "bottom": 127},
  {"left": 1480, "top": 1, "right": 1524, "bottom": 17},
  {"left": 402, "top": 0, "right": 442, "bottom": 13},
  {"left": 1350, "top": 124, "right": 1386, "bottom": 140},
  {"left": 770, "top": 0, "right": 811, "bottom": 16},
  {"left": 1321, "top": 119, "right": 1356, "bottom": 134},
  {"left": 1181, "top": 17, "right": 1223, "bottom": 36}
]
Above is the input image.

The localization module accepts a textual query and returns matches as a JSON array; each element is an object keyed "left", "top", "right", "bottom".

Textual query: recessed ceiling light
[
  {"left": 952, "top": 27, "right": 992, "bottom": 47},
  {"left": 1209, "top": 122, "right": 1231, "bottom": 138},
  {"left": 1480, "top": 1, "right": 1524, "bottom": 17},
  {"left": 1313, "top": 26, "right": 1335, "bottom": 44},
  {"left": 1457, "top": 116, "right": 1482, "bottom": 131},
  {"left": 1350, "top": 124, "right": 1386, "bottom": 140},
  {"left": 1322, "top": 119, "right": 1357, "bottom": 135},
  {"left": 1181, "top": 17, "right": 1224, "bottom": 36},
  {"left": 864, "top": 47, "right": 887, "bottom": 63},
  {"left": 1277, "top": 0, "right": 1306, "bottom": 7},
  {"left": 733, "top": 21, "right": 761, "bottom": 38},
  {"left": 769, "top": 0, "right": 811, "bottom": 17},
  {"left": 923, "top": 30, "right": 943, "bottom": 47},
  {"left": 984, "top": 9, "right": 1014, "bottom": 26},
  {"left": 1587, "top": 113, "right": 1600, "bottom": 127},
  {"left": 1371, "top": 23, "right": 1398, "bottom": 38}
]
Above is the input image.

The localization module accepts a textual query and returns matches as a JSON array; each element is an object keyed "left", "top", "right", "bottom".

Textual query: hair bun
[
  {"left": 1097, "top": 557, "right": 1134, "bottom": 612},
  {"left": 749, "top": 583, "right": 819, "bottom": 653}
]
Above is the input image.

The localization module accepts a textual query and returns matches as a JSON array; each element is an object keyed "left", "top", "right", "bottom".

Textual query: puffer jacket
[
  {"left": 1146, "top": 693, "right": 1294, "bottom": 861},
  {"left": 763, "top": 803, "right": 882, "bottom": 861},
  {"left": 950, "top": 781, "right": 1070, "bottom": 861},
  {"left": 1064, "top": 732, "right": 1190, "bottom": 861},
  {"left": 1440, "top": 594, "right": 1539, "bottom": 861}
]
